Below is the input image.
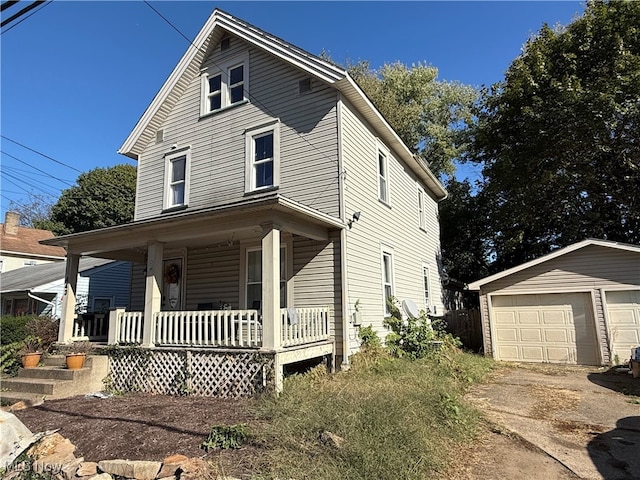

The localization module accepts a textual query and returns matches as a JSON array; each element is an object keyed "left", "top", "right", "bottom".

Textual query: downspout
[
  {"left": 337, "top": 94, "right": 351, "bottom": 369},
  {"left": 28, "top": 291, "right": 57, "bottom": 318}
]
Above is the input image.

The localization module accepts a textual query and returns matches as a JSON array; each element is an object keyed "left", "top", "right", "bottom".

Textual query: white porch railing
[
  {"left": 281, "top": 307, "right": 330, "bottom": 347},
  {"left": 72, "top": 313, "right": 108, "bottom": 341},
  {"left": 108, "top": 309, "right": 144, "bottom": 344},
  {"left": 108, "top": 306, "right": 330, "bottom": 349},
  {"left": 154, "top": 310, "right": 262, "bottom": 348}
]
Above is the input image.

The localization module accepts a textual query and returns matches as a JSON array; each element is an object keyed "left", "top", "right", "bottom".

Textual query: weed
[{"left": 201, "top": 424, "right": 250, "bottom": 451}]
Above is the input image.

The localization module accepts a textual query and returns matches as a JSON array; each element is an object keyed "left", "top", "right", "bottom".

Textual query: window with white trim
[
  {"left": 245, "top": 122, "right": 280, "bottom": 192},
  {"left": 92, "top": 297, "right": 113, "bottom": 314},
  {"left": 164, "top": 148, "right": 190, "bottom": 210},
  {"left": 378, "top": 149, "right": 390, "bottom": 204},
  {"left": 246, "top": 246, "right": 287, "bottom": 309},
  {"left": 417, "top": 187, "right": 426, "bottom": 230},
  {"left": 382, "top": 250, "right": 394, "bottom": 315},
  {"left": 422, "top": 264, "right": 430, "bottom": 310},
  {"left": 201, "top": 55, "right": 248, "bottom": 115}
]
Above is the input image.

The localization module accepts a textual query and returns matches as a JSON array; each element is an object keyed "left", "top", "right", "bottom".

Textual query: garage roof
[{"left": 468, "top": 239, "right": 640, "bottom": 291}]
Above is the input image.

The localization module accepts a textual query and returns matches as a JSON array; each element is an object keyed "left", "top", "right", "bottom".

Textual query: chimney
[{"left": 4, "top": 212, "right": 19, "bottom": 236}]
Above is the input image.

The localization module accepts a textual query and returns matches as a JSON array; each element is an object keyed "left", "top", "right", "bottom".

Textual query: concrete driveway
[{"left": 467, "top": 364, "right": 640, "bottom": 479}]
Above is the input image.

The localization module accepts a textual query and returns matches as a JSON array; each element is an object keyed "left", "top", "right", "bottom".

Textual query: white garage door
[
  {"left": 491, "top": 293, "right": 599, "bottom": 365},
  {"left": 606, "top": 290, "right": 640, "bottom": 364}
]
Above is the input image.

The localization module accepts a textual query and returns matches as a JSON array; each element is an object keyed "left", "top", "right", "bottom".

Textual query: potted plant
[
  {"left": 65, "top": 341, "right": 95, "bottom": 370},
  {"left": 19, "top": 336, "right": 43, "bottom": 369}
]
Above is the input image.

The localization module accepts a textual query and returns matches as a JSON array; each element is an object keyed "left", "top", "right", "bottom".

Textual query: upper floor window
[
  {"left": 245, "top": 121, "right": 280, "bottom": 193},
  {"left": 201, "top": 54, "right": 249, "bottom": 115},
  {"left": 417, "top": 187, "right": 426, "bottom": 230},
  {"left": 378, "top": 149, "right": 390, "bottom": 205},
  {"left": 164, "top": 148, "right": 191, "bottom": 210}
]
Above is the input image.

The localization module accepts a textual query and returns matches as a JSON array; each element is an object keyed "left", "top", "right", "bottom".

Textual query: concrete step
[
  {"left": 0, "top": 391, "right": 46, "bottom": 408},
  {"left": 42, "top": 355, "right": 102, "bottom": 369},
  {"left": 17, "top": 365, "right": 91, "bottom": 381},
  {"left": 1, "top": 355, "right": 110, "bottom": 403}
]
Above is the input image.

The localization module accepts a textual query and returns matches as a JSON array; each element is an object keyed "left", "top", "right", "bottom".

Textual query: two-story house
[{"left": 43, "top": 9, "right": 447, "bottom": 396}]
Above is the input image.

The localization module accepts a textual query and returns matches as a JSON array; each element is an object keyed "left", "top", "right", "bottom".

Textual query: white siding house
[{"left": 43, "top": 9, "right": 447, "bottom": 396}]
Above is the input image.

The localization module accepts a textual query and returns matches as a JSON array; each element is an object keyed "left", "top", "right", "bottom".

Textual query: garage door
[
  {"left": 491, "top": 293, "right": 599, "bottom": 365},
  {"left": 606, "top": 290, "right": 640, "bottom": 364}
]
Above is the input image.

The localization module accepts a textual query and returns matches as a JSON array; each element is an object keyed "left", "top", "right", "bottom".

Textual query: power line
[
  {"left": 1, "top": 135, "right": 83, "bottom": 173},
  {"left": 1, "top": 164, "right": 73, "bottom": 183},
  {"left": 1, "top": 171, "right": 58, "bottom": 197},
  {"left": 1, "top": 150, "right": 75, "bottom": 187},
  {"left": 1, "top": 0, "right": 50, "bottom": 34},
  {"left": 1, "top": 1, "right": 20, "bottom": 13}
]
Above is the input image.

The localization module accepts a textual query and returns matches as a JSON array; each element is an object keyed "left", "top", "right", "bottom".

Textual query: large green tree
[
  {"left": 348, "top": 61, "right": 477, "bottom": 177},
  {"left": 35, "top": 164, "right": 136, "bottom": 236},
  {"left": 468, "top": 0, "right": 640, "bottom": 270}
]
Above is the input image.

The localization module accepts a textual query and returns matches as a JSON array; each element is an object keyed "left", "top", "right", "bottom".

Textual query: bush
[
  {"left": 1, "top": 341, "right": 24, "bottom": 375},
  {"left": 0, "top": 316, "right": 30, "bottom": 345},
  {"left": 25, "top": 316, "right": 59, "bottom": 352}
]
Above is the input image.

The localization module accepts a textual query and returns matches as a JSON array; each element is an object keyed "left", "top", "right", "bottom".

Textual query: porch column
[
  {"left": 260, "top": 224, "right": 281, "bottom": 351},
  {"left": 142, "top": 241, "right": 164, "bottom": 347},
  {"left": 58, "top": 253, "right": 80, "bottom": 343}
]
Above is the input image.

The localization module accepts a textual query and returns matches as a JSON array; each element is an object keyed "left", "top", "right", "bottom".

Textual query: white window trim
[
  {"left": 200, "top": 53, "right": 249, "bottom": 116},
  {"left": 377, "top": 142, "right": 391, "bottom": 206},
  {"left": 163, "top": 147, "right": 191, "bottom": 210},
  {"left": 422, "top": 263, "right": 431, "bottom": 312},
  {"left": 239, "top": 238, "right": 293, "bottom": 309},
  {"left": 244, "top": 120, "right": 281, "bottom": 193},
  {"left": 381, "top": 247, "right": 395, "bottom": 316},
  {"left": 417, "top": 186, "right": 426, "bottom": 231}
]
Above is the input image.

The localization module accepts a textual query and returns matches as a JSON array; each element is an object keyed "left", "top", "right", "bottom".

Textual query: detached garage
[{"left": 468, "top": 239, "right": 640, "bottom": 366}]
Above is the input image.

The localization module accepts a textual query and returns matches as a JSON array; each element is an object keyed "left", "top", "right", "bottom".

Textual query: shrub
[
  {"left": 1, "top": 341, "right": 24, "bottom": 375},
  {"left": 0, "top": 316, "right": 30, "bottom": 345},
  {"left": 25, "top": 316, "right": 59, "bottom": 352},
  {"left": 357, "top": 325, "right": 381, "bottom": 349},
  {"left": 201, "top": 424, "right": 250, "bottom": 451}
]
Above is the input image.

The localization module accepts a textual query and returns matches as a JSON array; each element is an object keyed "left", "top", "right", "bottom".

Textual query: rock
[
  {"left": 157, "top": 454, "right": 188, "bottom": 478},
  {"left": 98, "top": 459, "right": 161, "bottom": 480},
  {"left": 76, "top": 461, "right": 99, "bottom": 476},
  {"left": 319, "top": 430, "right": 345, "bottom": 449},
  {"left": 28, "top": 433, "right": 75, "bottom": 459},
  {"left": 86, "top": 474, "right": 113, "bottom": 480}
]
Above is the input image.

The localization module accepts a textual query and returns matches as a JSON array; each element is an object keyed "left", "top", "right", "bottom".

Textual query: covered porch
[{"left": 45, "top": 195, "right": 345, "bottom": 393}]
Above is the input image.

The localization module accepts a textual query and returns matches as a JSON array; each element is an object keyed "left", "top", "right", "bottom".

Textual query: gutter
[{"left": 28, "top": 291, "right": 57, "bottom": 318}]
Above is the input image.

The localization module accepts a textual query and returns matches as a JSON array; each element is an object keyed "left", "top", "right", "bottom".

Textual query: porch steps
[{"left": 1, "top": 355, "right": 109, "bottom": 405}]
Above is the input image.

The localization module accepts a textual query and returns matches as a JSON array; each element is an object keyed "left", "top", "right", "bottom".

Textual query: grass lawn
[{"left": 249, "top": 345, "right": 494, "bottom": 479}]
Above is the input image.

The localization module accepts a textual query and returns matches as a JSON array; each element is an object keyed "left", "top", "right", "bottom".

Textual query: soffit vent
[
  {"left": 299, "top": 77, "right": 312, "bottom": 94},
  {"left": 156, "top": 129, "right": 164, "bottom": 143},
  {"left": 221, "top": 37, "right": 230, "bottom": 51}
]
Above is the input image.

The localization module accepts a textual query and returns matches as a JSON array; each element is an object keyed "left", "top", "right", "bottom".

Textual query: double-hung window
[
  {"left": 246, "top": 247, "right": 287, "bottom": 309},
  {"left": 417, "top": 187, "right": 426, "bottom": 230},
  {"left": 422, "top": 264, "right": 430, "bottom": 311},
  {"left": 378, "top": 149, "right": 390, "bottom": 205},
  {"left": 201, "top": 54, "right": 248, "bottom": 115},
  {"left": 381, "top": 250, "right": 395, "bottom": 316},
  {"left": 245, "top": 121, "right": 280, "bottom": 193},
  {"left": 164, "top": 148, "right": 190, "bottom": 210}
]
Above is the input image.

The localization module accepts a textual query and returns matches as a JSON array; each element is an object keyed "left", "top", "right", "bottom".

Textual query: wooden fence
[{"left": 443, "top": 309, "right": 483, "bottom": 352}]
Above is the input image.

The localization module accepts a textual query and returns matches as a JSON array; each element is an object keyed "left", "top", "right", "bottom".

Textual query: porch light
[{"left": 347, "top": 211, "right": 361, "bottom": 229}]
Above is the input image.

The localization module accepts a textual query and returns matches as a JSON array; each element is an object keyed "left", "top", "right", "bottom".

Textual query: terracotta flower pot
[
  {"left": 65, "top": 353, "right": 86, "bottom": 370},
  {"left": 21, "top": 352, "right": 42, "bottom": 369}
]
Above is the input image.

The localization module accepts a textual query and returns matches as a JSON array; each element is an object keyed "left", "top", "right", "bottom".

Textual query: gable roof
[
  {"left": 118, "top": 8, "right": 447, "bottom": 200},
  {"left": 0, "top": 223, "right": 66, "bottom": 259},
  {"left": 467, "top": 239, "right": 640, "bottom": 291},
  {"left": 0, "top": 257, "right": 114, "bottom": 293}
]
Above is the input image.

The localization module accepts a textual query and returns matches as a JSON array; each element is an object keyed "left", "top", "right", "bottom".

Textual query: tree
[
  {"left": 7, "top": 193, "right": 54, "bottom": 228},
  {"left": 348, "top": 61, "right": 477, "bottom": 177},
  {"left": 438, "top": 178, "right": 491, "bottom": 283},
  {"left": 34, "top": 164, "right": 137, "bottom": 236},
  {"left": 467, "top": 0, "right": 640, "bottom": 271}
]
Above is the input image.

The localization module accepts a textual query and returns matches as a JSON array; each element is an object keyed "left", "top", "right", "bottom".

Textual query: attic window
[
  {"left": 299, "top": 78, "right": 312, "bottom": 94},
  {"left": 221, "top": 38, "right": 230, "bottom": 51},
  {"left": 201, "top": 53, "right": 249, "bottom": 116}
]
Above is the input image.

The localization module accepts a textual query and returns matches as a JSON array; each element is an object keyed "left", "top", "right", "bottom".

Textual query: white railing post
[
  {"left": 143, "top": 242, "right": 163, "bottom": 347},
  {"left": 58, "top": 253, "right": 80, "bottom": 343},
  {"left": 108, "top": 308, "right": 125, "bottom": 344},
  {"left": 260, "top": 225, "right": 282, "bottom": 351}
]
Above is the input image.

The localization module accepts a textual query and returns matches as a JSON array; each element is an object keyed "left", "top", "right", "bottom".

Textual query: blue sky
[{"left": 1, "top": 1, "right": 585, "bottom": 219}]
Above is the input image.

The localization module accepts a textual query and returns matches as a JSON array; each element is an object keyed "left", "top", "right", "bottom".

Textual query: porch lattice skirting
[{"left": 107, "top": 347, "right": 275, "bottom": 398}]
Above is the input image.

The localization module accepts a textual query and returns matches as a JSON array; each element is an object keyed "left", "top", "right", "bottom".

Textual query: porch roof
[{"left": 40, "top": 194, "right": 344, "bottom": 262}]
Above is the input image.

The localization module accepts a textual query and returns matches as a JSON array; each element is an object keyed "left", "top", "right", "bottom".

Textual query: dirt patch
[
  {"left": 13, "top": 393, "right": 261, "bottom": 477},
  {"left": 528, "top": 384, "right": 581, "bottom": 419}
]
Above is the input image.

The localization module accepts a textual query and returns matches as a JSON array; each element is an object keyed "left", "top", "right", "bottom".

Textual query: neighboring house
[
  {"left": 0, "top": 212, "right": 66, "bottom": 273},
  {"left": 468, "top": 239, "right": 640, "bottom": 366},
  {"left": 1, "top": 257, "right": 131, "bottom": 318},
  {"left": 42, "top": 9, "right": 446, "bottom": 394}
]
